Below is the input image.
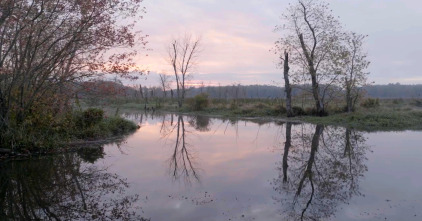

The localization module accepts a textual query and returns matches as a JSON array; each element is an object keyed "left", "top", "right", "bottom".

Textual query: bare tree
[
  {"left": 167, "top": 34, "right": 201, "bottom": 108},
  {"left": 158, "top": 73, "right": 171, "bottom": 98},
  {"left": 276, "top": 0, "right": 344, "bottom": 116},
  {"left": 334, "top": 32, "right": 370, "bottom": 112}
]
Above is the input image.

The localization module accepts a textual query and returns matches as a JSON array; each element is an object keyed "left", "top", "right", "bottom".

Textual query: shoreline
[
  {"left": 155, "top": 108, "right": 422, "bottom": 132},
  {"left": 0, "top": 136, "right": 131, "bottom": 162},
  {"left": 2, "top": 107, "right": 422, "bottom": 161}
]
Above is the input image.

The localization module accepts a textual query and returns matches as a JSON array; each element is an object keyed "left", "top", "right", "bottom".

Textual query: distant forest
[
  {"left": 80, "top": 81, "right": 422, "bottom": 100},
  {"left": 185, "top": 84, "right": 422, "bottom": 99}
]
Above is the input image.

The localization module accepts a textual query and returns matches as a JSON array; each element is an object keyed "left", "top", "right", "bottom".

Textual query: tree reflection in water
[
  {"left": 0, "top": 147, "right": 148, "bottom": 221},
  {"left": 161, "top": 115, "right": 202, "bottom": 184},
  {"left": 273, "top": 124, "right": 369, "bottom": 221},
  {"left": 188, "top": 115, "right": 211, "bottom": 132}
]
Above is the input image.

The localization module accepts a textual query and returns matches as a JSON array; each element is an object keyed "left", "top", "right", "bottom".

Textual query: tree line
[{"left": 80, "top": 82, "right": 422, "bottom": 104}]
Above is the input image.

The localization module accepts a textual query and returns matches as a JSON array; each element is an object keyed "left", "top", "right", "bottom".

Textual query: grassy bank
[
  {"left": 70, "top": 108, "right": 138, "bottom": 139},
  {"left": 0, "top": 108, "right": 138, "bottom": 157},
  {"left": 90, "top": 96, "right": 422, "bottom": 131},
  {"left": 300, "top": 110, "right": 422, "bottom": 131},
  {"left": 169, "top": 107, "right": 422, "bottom": 131}
]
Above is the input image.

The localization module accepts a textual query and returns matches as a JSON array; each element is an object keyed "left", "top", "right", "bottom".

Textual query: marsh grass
[
  {"left": 302, "top": 109, "right": 422, "bottom": 131},
  {"left": 86, "top": 97, "right": 422, "bottom": 131}
]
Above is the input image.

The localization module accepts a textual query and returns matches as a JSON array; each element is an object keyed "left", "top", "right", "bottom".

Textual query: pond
[{"left": 1, "top": 113, "right": 421, "bottom": 220}]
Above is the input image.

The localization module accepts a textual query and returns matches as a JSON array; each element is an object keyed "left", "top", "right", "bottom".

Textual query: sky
[{"left": 127, "top": 0, "right": 422, "bottom": 87}]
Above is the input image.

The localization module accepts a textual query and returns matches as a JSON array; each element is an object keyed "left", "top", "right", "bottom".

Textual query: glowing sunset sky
[{"left": 131, "top": 0, "right": 422, "bottom": 86}]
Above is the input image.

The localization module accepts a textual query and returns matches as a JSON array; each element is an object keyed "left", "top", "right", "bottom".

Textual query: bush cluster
[
  {"left": 272, "top": 104, "right": 287, "bottom": 115},
  {"left": 292, "top": 106, "right": 306, "bottom": 116},
  {"left": 69, "top": 108, "right": 137, "bottom": 139},
  {"left": 188, "top": 93, "right": 210, "bottom": 111},
  {"left": 1, "top": 108, "right": 137, "bottom": 153},
  {"left": 83, "top": 108, "right": 104, "bottom": 126},
  {"left": 361, "top": 98, "right": 380, "bottom": 108},
  {"left": 411, "top": 99, "right": 422, "bottom": 107}
]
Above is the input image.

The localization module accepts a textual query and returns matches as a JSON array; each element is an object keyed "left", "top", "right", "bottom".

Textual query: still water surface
[{"left": 1, "top": 113, "right": 422, "bottom": 220}]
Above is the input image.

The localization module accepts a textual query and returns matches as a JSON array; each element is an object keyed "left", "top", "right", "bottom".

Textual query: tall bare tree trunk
[{"left": 283, "top": 51, "right": 293, "bottom": 117}]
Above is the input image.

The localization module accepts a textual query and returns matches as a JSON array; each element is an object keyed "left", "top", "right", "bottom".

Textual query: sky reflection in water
[{"left": 1, "top": 113, "right": 422, "bottom": 220}]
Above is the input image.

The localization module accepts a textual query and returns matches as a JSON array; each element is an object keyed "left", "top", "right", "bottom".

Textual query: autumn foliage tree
[{"left": 0, "top": 0, "right": 146, "bottom": 148}]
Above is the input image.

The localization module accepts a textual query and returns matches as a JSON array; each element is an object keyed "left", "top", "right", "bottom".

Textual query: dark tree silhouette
[{"left": 0, "top": 150, "right": 148, "bottom": 220}]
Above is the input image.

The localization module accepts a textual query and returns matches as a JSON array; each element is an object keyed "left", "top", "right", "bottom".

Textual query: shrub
[
  {"left": 0, "top": 106, "right": 138, "bottom": 153},
  {"left": 101, "top": 117, "right": 138, "bottom": 136},
  {"left": 75, "top": 116, "right": 137, "bottom": 139},
  {"left": 411, "top": 99, "right": 422, "bottom": 107},
  {"left": 83, "top": 108, "right": 104, "bottom": 126},
  {"left": 189, "top": 93, "right": 209, "bottom": 111},
  {"left": 229, "top": 101, "right": 238, "bottom": 110},
  {"left": 272, "top": 104, "right": 287, "bottom": 115},
  {"left": 304, "top": 107, "right": 329, "bottom": 116},
  {"left": 392, "top": 98, "right": 403, "bottom": 105},
  {"left": 254, "top": 103, "right": 266, "bottom": 109},
  {"left": 361, "top": 98, "right": 380, "bottom": 108},
  {"left": 292, "top": 106, "right": 306, "bottom": 116}
]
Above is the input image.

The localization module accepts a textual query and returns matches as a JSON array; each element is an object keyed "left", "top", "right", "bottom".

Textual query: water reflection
[
  {"left": 282, "top": 122, "right": 293, "bottom": 183},
  {"left": 0, "top": 146, "right": 147, "bottom": 221},
  {"left": 274, "top": 124, "right": 369, "bottom": 220},
  {"left": 4, "top": 113, "right": 419, "bottom": 220},
  {"left": 129, "top": 112, "right": 371, "bottom": 220},
  {"left": 160, "top": 115, "right": 201, "bottom": 184},
  {"left": 136, "top": 113, "right": 371, "bottom": 220},
  {"left": 188, "top": 115, "right": 211, "bottom": 132}
]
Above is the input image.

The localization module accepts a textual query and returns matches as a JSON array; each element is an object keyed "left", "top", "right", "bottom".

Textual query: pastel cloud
[{"left": 127, "top": 0, "right": 422, "bottom": 86}]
